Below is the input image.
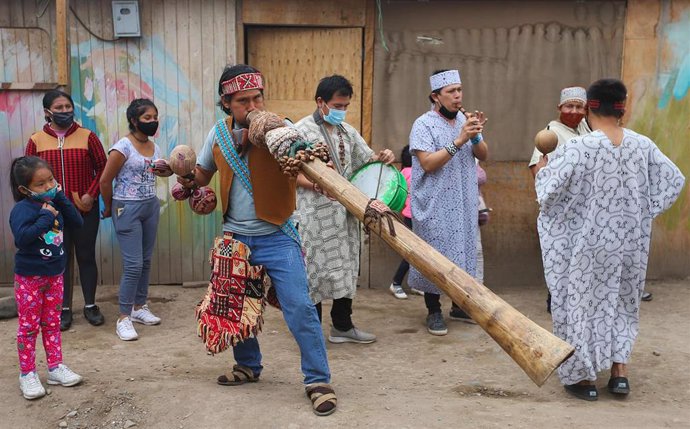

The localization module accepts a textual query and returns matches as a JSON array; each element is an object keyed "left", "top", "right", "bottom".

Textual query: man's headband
[
  {"left": 587, "top": 99, "right": 626, "bottom": 111},
  {"left": 430, "top": 70, "right": 461, "bottom": 92},
  {"left": 221, "top": 72, "right": 264, "bottom": 96}
]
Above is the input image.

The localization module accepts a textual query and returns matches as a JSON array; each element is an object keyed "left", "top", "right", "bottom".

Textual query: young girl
[
  {"left": 100, "top": 98, "right": 162, "bottom": 341},
  {"left": 9, "top": 156, "right": 84, "bottom": 400}
]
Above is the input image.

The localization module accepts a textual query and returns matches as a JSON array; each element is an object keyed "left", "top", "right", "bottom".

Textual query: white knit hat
[
  {"left": 430, "top": 70, "right": 461, "bottom": 91},
  {"left": 559, "top": 87, "right": 587, "bottom": 106}
]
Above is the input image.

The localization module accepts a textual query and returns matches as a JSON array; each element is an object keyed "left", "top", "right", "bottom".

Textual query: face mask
[
  {"left": 137, "top": 120, "right": 159, "bottom": 137},
  {"left": 438, "top": 103, "right": 459, "bottom": 120},
  {"left": 24, "top": 183, "right": 58, "bottom": 202},
  {"left": 49, "top": 111, "right": 74, "bottom": 128},
  {"left": 559, "top": 112, "right": 585, "bottom": 129},
  {"left": 322, "top": 106, "right": 346, "bottom": 126}
]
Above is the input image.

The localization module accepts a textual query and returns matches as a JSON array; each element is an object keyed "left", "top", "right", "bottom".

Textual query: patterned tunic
[
  {"left": 409, "top": 110, "right": 479, "bottom": 294},
  {"left": 294, "top": 114, "right": 374, "bottom": 303},
  {"left": 536, "top": 129, "right": 685, "bottom": 384}
]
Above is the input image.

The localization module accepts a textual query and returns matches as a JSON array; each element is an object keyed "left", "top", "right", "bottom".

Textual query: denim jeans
[{"left": 232, "top": 231, "right": 331, "bottom": 385}]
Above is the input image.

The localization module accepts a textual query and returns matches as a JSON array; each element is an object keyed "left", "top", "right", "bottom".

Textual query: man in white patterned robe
[
  {"left": 535, "top": 78, "right": 685, "bottom": 400},
  {"left": 294, "top": 75, "right": 394, "bottom": 344}
]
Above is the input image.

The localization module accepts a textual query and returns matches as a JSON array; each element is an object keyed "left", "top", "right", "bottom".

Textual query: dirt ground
[{"left": 1, "top": 279, "right": 688, "bottom": 429}]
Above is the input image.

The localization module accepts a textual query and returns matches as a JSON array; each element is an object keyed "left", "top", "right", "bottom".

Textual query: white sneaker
[
  {"left": 47, "top": 364, "right": 83, "bottom": 387},
  {"left": 116, "top": 317, "right": 139, "bottom": 341},
  {"left": 389, "top": 283, "right": 408, "bottom": 299},
  {"left": 410, "top": 287, "right": 425, "bottom": 296},
  {"left": 130, "top": 305, "right": 161, "bottom": 325},
  {"left": 19, "top": 371, "right": 46, "bottom": 399}
]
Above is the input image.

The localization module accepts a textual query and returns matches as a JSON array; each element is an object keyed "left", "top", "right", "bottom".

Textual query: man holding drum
[
  {"left": 409, "top": 69, "right": 488, "bottom": 336},
  {"left": 294, "top": 75, "right": 394, "bottom": 344}
]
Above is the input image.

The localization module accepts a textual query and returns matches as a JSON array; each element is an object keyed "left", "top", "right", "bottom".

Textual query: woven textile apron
[{"left": 195, "top": 233, "right": 277, "bottom": 354}]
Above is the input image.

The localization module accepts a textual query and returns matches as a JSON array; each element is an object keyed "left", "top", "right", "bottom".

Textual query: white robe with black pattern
[
  {"left": 536, "top": 129, "right": 685, "bottom": 384},
  {"left": 293, "top": 114, "right": 374, "bottom": 303}
]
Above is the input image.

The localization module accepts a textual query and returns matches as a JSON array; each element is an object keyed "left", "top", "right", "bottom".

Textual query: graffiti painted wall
[
  {"left": 623, "top": 0, "right": 690, "bottom": 278},
  {"left": 0, "top": 0, "right": 237, "bottom": 284}
]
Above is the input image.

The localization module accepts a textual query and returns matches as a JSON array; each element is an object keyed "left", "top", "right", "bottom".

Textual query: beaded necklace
[{"left": 335, "top": 127, "right": 346, "bottom": 169}]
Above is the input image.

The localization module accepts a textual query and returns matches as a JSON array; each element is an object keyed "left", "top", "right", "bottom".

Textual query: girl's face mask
[
  {"left": 137, "top": 120, "right": 159, "bottom": 137},
  {"left": 22, "top": 181, "right": 59, "bottom": 202}
]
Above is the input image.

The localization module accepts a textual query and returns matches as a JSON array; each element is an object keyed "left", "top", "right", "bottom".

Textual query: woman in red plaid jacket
[{"left": 25, "top": 90, "right": 107, "bottom": 331}]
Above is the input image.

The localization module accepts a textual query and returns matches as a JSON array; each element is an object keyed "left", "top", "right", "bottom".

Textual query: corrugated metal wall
[
  {"left": 367, "top": 1, "right": 627, "bottom": 288},
  {"left": 371, "top": 0, "right": 625, "bottom": 160},
  {"left": 0, "top": 0, "right": 237, "bottom": 285}
]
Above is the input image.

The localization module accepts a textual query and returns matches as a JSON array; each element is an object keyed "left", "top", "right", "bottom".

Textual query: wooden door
[{"left": 247, "top": 27, "right": 363, "bottom": 131}]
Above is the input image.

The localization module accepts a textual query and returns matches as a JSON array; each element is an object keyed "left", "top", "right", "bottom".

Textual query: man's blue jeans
[{"left": 231, "top": 231, "right": 331, "bottom": 385}]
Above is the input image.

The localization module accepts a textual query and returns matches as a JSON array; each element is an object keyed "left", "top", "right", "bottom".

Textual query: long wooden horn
[{"left": 299, "top": 158, "right": 574, "bottom": 386}]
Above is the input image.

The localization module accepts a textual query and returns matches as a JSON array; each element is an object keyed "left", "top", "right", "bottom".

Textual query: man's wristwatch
[{"left": 445, "top": 143, "right": 458, "bottom": 156}]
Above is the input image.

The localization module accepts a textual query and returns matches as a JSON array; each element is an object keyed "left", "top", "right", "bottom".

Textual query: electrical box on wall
[{"left": 112, "top": 1, "right": 140, "bottom": 37}]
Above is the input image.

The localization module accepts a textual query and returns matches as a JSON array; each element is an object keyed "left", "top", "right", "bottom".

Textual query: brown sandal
[
  {"left": 305, "top": 383, "right": 337, "bottom": 416},
  {"left": 217, "top": 364, "right": 259, "bottom": 386}
]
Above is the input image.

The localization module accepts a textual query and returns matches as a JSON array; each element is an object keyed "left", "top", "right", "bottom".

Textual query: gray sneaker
[
  {"left": 426, "top": 312, "right": 448, "bottom": 336},
  {"left": 328, "top": 326, "right": 377, "bottom": 344}
]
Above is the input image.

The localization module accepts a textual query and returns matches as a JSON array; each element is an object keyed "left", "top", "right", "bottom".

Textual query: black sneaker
[
  {"left": 641, "top": 292, "right": 653, "bottom": 302},
  {"left": 564, "top": 383, "right": 598, "bottom": 401},
  {"left": 83, "top": 305, "right": 105, "bottom": 326},
  {"left": 60, "top": 309, "right": 72, "bottom": 331},
  {"left": 607, "top": 377, "right": 630, "bottom": 395},
  {"left": 448, "top": 306, "right": 477, "bottom": 324},
  {"left": 426, "top": 312, "right": 448, "bottom": 336}
]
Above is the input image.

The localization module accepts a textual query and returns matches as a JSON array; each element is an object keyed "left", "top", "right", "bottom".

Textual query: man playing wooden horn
[
  {"left": 409, "top": 69, "right": 489, "bottom": 336},
  {"left": 294, "top": 75, "right": 394, "bottom": 345},
  {"left": 177, "top": 64, "right": 337, "bottom": 416}
]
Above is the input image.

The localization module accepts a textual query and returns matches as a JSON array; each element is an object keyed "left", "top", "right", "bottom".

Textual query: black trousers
[
  {"left": 392, "top": 216, "right": 413, "bottom": 285},
  {"left": 315, "top": 297, "right": 353, "bottom": 332},
  {"left": 424, "top": 293, "right": 461, "bottom": 315},
  {"left": 62, "top": 204, "right": 100, "bottom": 308}
]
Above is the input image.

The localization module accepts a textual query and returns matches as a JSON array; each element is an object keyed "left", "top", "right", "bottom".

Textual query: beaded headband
[
  {"left": 587, "top": 99, "right": 626, "bottom": 110},
  {"left": 221, "top": 72, "right": 264, "bottom": 96}
]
